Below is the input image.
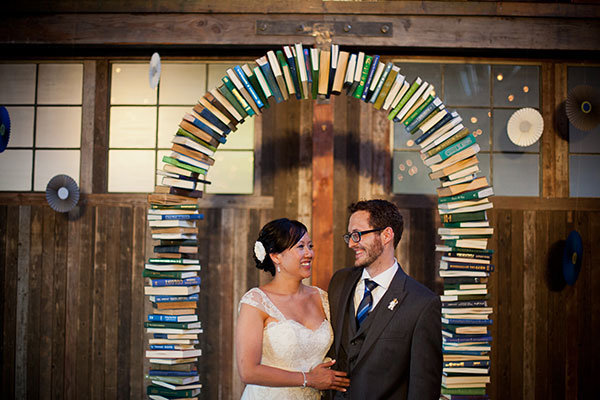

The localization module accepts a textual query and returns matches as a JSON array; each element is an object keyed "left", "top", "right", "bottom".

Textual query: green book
[
  {"left": 217, "top": 84, "right": 248, "bottom": 118},
  {"left": 403, "top": 94, "right": 435, "bottom": 127},
  {"left": 175, "top": 128, "right": 217, "bottom": 152},
  {"left": 373, "top": 65, "right": 399, "bottom": 110},
  {"left": 439, "top": 187, "right": 494, "bottom": 204},
  {"left": 352, "top": 55, "right": 373, "bottom": 99},
  {"left": 425, "top": 127, "right": 470, "bottom": 158},
  {"left": 163, "top": 156, "right": 208, "bottom": 175},
  {"left": 310, "top": 48, "right": 319, "bottom": 100},
  {"left": 424, "top": 134, "right": 476, "bottom": 166},
  {"left": 222, "top": 76, "right": 254, "bottom": 116},
  {"left": 147, "top": 385, "right": 200, "bottom": 397},
  {"left": 441, "top": 386, "right": 487, "bottom": 395},
  {"left": 440, "top": 210, "right": 487, "bottom": 224},
  {"left": 388, "top": 77, "right": 422, "bottom": 120},
  {"left": 242, "top": 64, "right": 269, "bottom": 109},
  {"left": 143, "top": 270, "right": 198, "bottom": 279}
]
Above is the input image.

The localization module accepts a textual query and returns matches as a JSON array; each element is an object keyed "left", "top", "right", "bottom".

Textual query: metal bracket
[{"left": 256, "top": 20, "right": 392, "bottom": 37}]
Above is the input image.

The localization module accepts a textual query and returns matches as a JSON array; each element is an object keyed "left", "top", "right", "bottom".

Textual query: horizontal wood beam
[
  {"left": 1, "top": 13, "right": 599, "bottom": 52},
  {"left": 4, "top": 1, "right": 600, "bottom": 19}
]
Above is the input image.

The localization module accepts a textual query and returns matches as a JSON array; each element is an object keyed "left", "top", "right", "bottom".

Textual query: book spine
[
  {"left": 369, "top": 62, "right": 392, "bottom": 104},
  {"left": 441, "top": 300, "right": 488, "bottom": 308},
  {"left": 303, "top": 49, "right": 311, "bottom": 84},
  {"left": 407, "top": 99, "right": 442, "bottom": 134},
  {"left": 148, "top": 370, "right": 198, "bottom": 377},
  {"left": 439, "top": 189, "right": 488, "bottom": 204},
  {"left": 310, "top": 48, "right": 319, "bottom": 100},
  {"left": 425, "top": 127, "right": 470, "bottom": 157},
  {"left": 276, "top": 50, "right": 296, "bottom": 98},
  {"left": 147, "top": 385, "right": 197, "bottom": 397},
  {"left": 441, "top": 262, "right": 494, "bottom": 272},
  {"left": 144, "top": 321, "right": 198, "bottom": 329},
  {"left": 426, "top": 134, "right": 476, "bottom": 166},
  {"left": 217, "top": 85, "right": 248, "bottom": 118},
  {"left": 149, "top": 344, "right": 185, "bottom": 350},
  {"left": 443, "top": 335, "right": 493, "bottom": 343},
  {"left": 162, "top": 156, "right": 207, "bottom": 175},
  {"left": 442, "top": 318, "right": 493, "bottom": 325},
  {"left": 222, "top": 76, "right": 255, "bottom": 116},
  {"left": 243, "top": 67, "right": 270, "bottom": 109},
  {"left": 360, "top": 55, "right": 380, "bottom": 102},
  {"left": 150, "top": 277, "right": 202, "bottom": 287},
  {"left": 252, "top": 66, "right": 272, "bottom": 100},
  {"left": 389, "top": 78, "right": 421, "bottom": 120},
  {"left": 143, "top": 270, "right": 195, "bottom": 279},
  {"left": 284, "top": 48, "right": 302, "bottom": 99},
  {"left": 258, "top": 61, "right": 284, "bottom": 103},
  {"left": 414, "top": 111, "right": 451, "bottom": 145},
  {"left": 156, "top": 214, "right": 204, "bottom": 221},
  {"left": 353, "top": 55, "right": 373, "bottom": 99},
  {"left": 197, "top": 107, "right": 231, "bottom": 135},
  {"left": 444, "top": 252, "right": 492, "bottom": 260},
  {"left": 327, "top": 45, "right": 338, "bottom": 99},
  {"left": 404, "top": 95, "right": 435, "bottom": 128},
  {"left": 373, "top": 66, "right": 398, "bottom": 109},
  {"left": 150, "top": 294, "right": 199, "bottom": 303},
  {"left": 148, "top": 314, "right": 183, "bottom": 323},
  {"left": 443, "top": 360, "right": 491, "bottom": 368}
]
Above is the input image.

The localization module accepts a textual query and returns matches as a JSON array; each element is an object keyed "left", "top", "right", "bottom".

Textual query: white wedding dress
[{"left": 239, "top": 286, "right": 333, "bottom": 400}]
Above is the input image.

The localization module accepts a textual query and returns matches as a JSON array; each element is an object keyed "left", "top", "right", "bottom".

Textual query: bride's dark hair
[{"left": 254, "top": 218, "right": 307, "bottom": 276}]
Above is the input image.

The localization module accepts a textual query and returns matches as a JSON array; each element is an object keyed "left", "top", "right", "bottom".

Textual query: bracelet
[{"left": 301, "top": 371, "right": 308, "bottom": 388}]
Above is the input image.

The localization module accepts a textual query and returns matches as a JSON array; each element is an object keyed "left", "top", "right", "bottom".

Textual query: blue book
[
  {"left": 195, "top": 106, "right": 231, "bottom": 135},
  {"left": 361, "top": 55, "right": 380, "bottom": 102},
  {"left": 150, "top": 214, "right": 204, "bottom": 221},
  {"left": 443, "top": 360, "right": 491, "bottom": 368},
  {"left": 256, "top": 56, "right": 284, "bottom": 103},
  {"left": 283, "top": 46, "right": 302, "bottom": 99},
  {"left": 441, "top": 317, "right": 493, "bottom": 325},
  {"left": 234, "top": 65, "right": 264, "bottom": 109},
  {"left": 183, "top": 115, "right": 226, "bottom": 144},
  {"left": 414, "top": 110, "right": 450, "bottom": 145},
  {"left": 406, "top": 97, "right": 443, "bottom": 133},
  {"left": 150, "top": 344, "right": 179, "bottom": 350},
  {"left": 148, "top": 314, "right": 198, "bottom": 323},
  {"left": 304, "top": 49, "right": 311, "bottom": 84},
  {"left": 149, "top": 294, "right": 200, "bottom": 303},
  {"left": 150, "top": 277, "right": 201, "bottom": 287},
  {"left": 149, "top": 370, "right": 199, "bottom": 377},
  {"left": 443, "top": 335, "right": 493, "bottom": 343}
]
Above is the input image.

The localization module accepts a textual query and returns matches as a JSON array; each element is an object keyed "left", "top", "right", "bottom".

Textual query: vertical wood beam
[{"left": 312, "top": 98, "right": 334, "bottom": 289}]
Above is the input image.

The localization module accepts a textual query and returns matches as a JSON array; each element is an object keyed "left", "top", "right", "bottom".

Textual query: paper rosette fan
[
  {"left": 507, "top": 107, "right": 544, "bottom": 147},
  {"left": 149, "top": 52, "right": 161, "bottom": 89},
  {"left": 566, "top": 85, "right": 600, "bottom": 131},
  {"left": 0, "top": 106, "right": 10, "bottom": 153},
  {"left": 45, "top": 174, "right": 80, "bottom": 213}
]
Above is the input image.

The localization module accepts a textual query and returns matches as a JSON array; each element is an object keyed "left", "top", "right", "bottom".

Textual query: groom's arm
[{"left": 407, "top": 295, "right": 442, "bottom": 400}]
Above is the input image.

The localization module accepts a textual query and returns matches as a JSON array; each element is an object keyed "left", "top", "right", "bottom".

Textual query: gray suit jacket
[{"left": 328, "top": 265, "right": 442, "bottom": 400}]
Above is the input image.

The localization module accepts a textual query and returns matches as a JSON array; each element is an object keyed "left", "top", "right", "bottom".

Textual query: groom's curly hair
[
  {"left": 349, "top": 199, "right": 404, "bottom": 248},
  {"left": 254, "top": 218, "right": 307, "bottom": 276}
]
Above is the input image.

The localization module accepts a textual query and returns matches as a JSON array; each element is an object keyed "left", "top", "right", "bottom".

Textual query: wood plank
[
  {"left": 563, "top": 211, "right": 579, "bottom": 399},
  {"left": 312, "top": 98, "right": 335, "bottom": 290},
  {"left": 27, "top": 206, "right": 44, "bottom": 400},
  {"left": 298, "top": 97, "right": 313, "bottom": 235},
  {"left": 2, "top": 205, "right": 19, "bottom": 399},
  {"left": 1, "top": 14, "right": 599, "bottom": 51},
  {"left": 64, "top": 206, "right": 81, "bottom": 400},
  {"left": 15, "top": 206, "right": 31, "bottom": 399},
  {"left": 219, "top": 208, "right": 235, "bottom": 399},
  {"left": 534, "top": 211, "right": 549, "bottom": 399},
  {"left": 52, "top": 213, "right": 69, "bottom": 400},
  {"left": 129, "top": 205, "right": 146, "bottom": 400},
  {"left": 357, "top": 101, "right": 373, "bottom": 200},
  {"left": 0, "top": 206, "right": 5, "bottom": 394},
  {"left": 588, "top": 211, "right": 600, "bottom": 397},
  {"left": 117, "top": 207, "right": 133, "bottom": 400},
  {"left": 522, "top": 210, "right": 536, "bottom": 400},
  {"left": 370, "top": 105, "right": 391, "bottom": 196},
  {"left": 91, "top": 206, "right": 108, "bottom": 400},
  {"left": 104, "top": 207, "right": 121, "bottom": 399},
  {"left": 39, "top": 207, "right": 56, "bottom": 400},
  {"left": 76, "top": 207, "right": 95, "bottom": 398},
  {"left": 486, "top": 208, "right": 498, "bottom": 399},
  {"left": 495, "top": 209, "right": 512, "bottom": 397},
  {"left": 510, "top": 210, "right": 524, "bottom": 396}
]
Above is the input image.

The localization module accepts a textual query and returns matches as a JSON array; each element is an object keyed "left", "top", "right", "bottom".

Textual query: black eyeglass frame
[{"left": 343, "top": 228, "right": 384, "bottom": 244}]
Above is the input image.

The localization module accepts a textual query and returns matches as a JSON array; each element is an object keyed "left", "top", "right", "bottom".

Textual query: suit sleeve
[{"left": 407, "top": 295, "right": 442, "bottom": 400}]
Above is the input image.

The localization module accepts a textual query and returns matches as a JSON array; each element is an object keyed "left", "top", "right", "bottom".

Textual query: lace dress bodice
[{"left": 239, "top": 286, "right": 334, "bottom": 400}]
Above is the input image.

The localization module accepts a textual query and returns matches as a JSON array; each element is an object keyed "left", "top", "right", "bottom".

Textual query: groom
[{"left": 328, "top": 199, "right": 442, "bottom": 399}]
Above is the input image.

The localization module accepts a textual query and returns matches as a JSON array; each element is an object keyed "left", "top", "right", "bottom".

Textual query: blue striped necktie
[{"left": 356, "top": 279, "right": 378, "bottom": 328}]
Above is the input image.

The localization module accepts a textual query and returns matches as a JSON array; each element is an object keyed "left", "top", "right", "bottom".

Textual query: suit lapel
[
  {"left": 353, "top": 267, "right": 409, "bottom": 367},
  {"left": 334, "top": 268, "right": 362, "bottom": 354}
]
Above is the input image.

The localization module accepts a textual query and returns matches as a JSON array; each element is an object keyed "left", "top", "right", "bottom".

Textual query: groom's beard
[{"left": 354, "top": 238, "right": 384, "bottom": 269}]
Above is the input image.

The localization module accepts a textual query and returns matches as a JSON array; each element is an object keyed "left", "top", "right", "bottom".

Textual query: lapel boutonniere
[{"left": 388, "top": 298, "right": 398, "bottom": 311}]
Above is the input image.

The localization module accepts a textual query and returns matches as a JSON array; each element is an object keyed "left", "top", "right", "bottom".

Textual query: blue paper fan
[
  {"left": 0, "top": 106, "right": 10, "bottom": 153},
  {"left": 562, "top": 230, "right": 583, "bottom": 286}
]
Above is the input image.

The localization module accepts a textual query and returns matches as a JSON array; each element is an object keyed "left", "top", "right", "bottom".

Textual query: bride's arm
[{"left": 236, "top": 303, "right": 350, "bottom": 390}]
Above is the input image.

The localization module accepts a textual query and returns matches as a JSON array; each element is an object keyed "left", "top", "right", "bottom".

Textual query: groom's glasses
[{"left": 343, "top": 228, "right": 384, "bottom": 244}]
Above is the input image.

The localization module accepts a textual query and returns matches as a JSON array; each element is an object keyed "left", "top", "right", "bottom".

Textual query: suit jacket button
[{"left": 350, "top": 340, "right": 356, "bottom": 345}]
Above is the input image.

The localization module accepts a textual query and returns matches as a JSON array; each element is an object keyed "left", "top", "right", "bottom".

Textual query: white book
[
  {"left": 438, "top": 200, "right": 493, "bottom": 215},
  {"left": 147, "top": 328, "right": 203, "bottom": 335},
  {"left": 197, "top": 97, "right": 232, "bottom": 128},
  {"left": 367, "top": 62, "right": 386, "bottom": 97},
  {"left": 148, "top": 219, "right": 197, "bottom": 228},
  {"left": 429, "top": 144, "right": 481, "bottom": 172},
  {"left": 267, "top": 50, "right": 288, "bottom": 100},
  {"left": 442, "top": 307, "right": 493, "bottom": 314},
  {"left": 344, "top": 54, "right": 357, "bottom": 86},
  {"left": 151, "top": 380, "right": 203, "bottom": 391},
  {"left": 253, "top": 66, "right": 272, "bottom": 99},
  {"left": 151, "top": 233, "right": 198, "bottom": 240},
  {"left": 170, "top": 152, "right": 210, "bottom": 171},
  {"left": 144, "top": 285, "right": 201, "bottom": 296},
  {"left": 382, "top": 73, "right": 406, "bottom": 111},
  {"left": 147, "top": 209, "right": 199, "bottom": 215},
  {"left": 438, "top": 198, "right": 491, "bottom": 211},
  {"left": 416, "top": 108, "right": 448, "bottom": 136},
  {"left": 440, "top": 174, "right": 477, "bottom": 187},
  {"left": 209, "top": 88, "right": 244, "bottom": 122},
  {"left": 390, "top": 80, "right": 410, "bottom": 109},
  {"left": 171, "top": 135, "right": 214, "bottom": 157},
  {"left": 441, "top": 256, "right": 490, "bottom": 265},
  {"left": 439, "top": 270, "right": 490, "bottom": 278},
  {"left": 395, "top": 79, "right": 426, "bottom": 121},
  {"left": 353, "top": 52, "right": 365, "bottom": 84},
  {"left": 420, "top": 122, "right": 464, "bottom": 153},
  {"left": 145, "top": 264, "right": 201, "bottom": 272},
  {"left": 148, "top": 357, "right": 199, "bottom": 365}
]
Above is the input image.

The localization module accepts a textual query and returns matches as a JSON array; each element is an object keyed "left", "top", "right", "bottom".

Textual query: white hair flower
[{"left": 254, "top": 241, "right": 266, "bottom": 262}]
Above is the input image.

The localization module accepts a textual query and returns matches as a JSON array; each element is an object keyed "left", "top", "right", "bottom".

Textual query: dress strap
[
  {"left": 314, "top": 286, "right": 331, "bottom": 321},
  {"left": 239, "top": 287, "right": 286, "bottom": 321}
]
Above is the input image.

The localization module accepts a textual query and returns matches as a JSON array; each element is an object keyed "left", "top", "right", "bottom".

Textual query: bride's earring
[{"left": 277, "top": 266, "right": 281, "bottom": 273}]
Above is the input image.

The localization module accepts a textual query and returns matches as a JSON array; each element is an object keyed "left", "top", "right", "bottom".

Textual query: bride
[{"left": 235, "top": 218, "right": 350, "bottom": 399}]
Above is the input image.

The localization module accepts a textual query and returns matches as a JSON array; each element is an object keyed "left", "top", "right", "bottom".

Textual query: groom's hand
[{"left": 307, "top": 360, "right": 350, "bottom": 392}]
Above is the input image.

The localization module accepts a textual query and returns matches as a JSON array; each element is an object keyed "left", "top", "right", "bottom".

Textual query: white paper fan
[
  {"left": 149, "top": 52, "right": 161, "bottom": 89},
  {"left": 507, "top": 107, "right": 544, "bottom": 147}
]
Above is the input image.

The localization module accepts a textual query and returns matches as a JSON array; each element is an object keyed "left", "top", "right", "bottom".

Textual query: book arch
[{"left": 147, "top": 44, "right": 494, "bottom": 395}]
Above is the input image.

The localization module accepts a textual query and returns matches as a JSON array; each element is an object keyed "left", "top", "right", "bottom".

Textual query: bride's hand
[{"left": 306, "top": 360, "right": 350, "bottom": 391}]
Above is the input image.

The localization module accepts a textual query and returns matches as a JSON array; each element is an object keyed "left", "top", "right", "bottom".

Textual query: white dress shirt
[{"left": 353, "top": 260, "right": 399, "bottom": 316}]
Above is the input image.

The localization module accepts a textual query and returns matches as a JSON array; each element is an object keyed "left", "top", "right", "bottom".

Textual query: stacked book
[{"left": 144, "top": 197, "right": 205, "bottom": 399}]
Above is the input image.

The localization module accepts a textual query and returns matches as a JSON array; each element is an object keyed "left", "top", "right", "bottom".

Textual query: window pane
[
  {"left": 207, "top": 63, "right": 237, "bottom": 90},
  {"left": 36, "top": 106, "right": 82, "bottom": 148},
  {"left": 37, "top": 64, "right": 83, "bottom": 105},
  {"left": 0, "top": 64, "right": 36, "bottom": 104},
  {"left": 396, "top": 63, "right": 442, "bottom": 99},
  {"left": 159, "top": 63, "right": 207, "bottom": 105},
  {"left": 392, "top": 151, "right": 437, "bottom": 195},
  {"left": 492, "top": 109, "right": 540, "bottom": 153},
  {"left": 444, "top": 64, "right": 490, "bottom": 107},
  {"left": 492, "top": 65, "right": 539, "bottom": 108},
  {"left": 478, "top": 153, "right": 491, "bottom": 185},
  {"left": 393, "top": 121, "right": 418, "bottom": 151},
  {"left": 220, "top": 119, "right": 254, "bottom": 150},
  {"left": 567, "top": 66, "right": 600, "bottom": 153},
  {"left": 205, "top": 151, "right": 254, "bottom": 194},
  {"left": 5, "top": 106, "right": 34, "bottom": 147},
  {"left": 109, "top": 106, "right": 157, "bottom": 148},
  {"left": 111, "top": 64, "right": 157, "bottom": 105},
  {"left": 493, "top": 153, "right": 539, "bottom": 196},
  {"left": 0, "top": 149, "right": 32, "bottom": 191},
  {"left": 456, "top": 107, "right": 491, "bottom": 151},
  {"left": 108, "top": 150, "right": 155, "bottom": 192},
  {"left": 34, "top": 150, "right": 80, "bottom": 191},
  {"left": 158, "top": 106, "right": 188, "bottom": 148},
  {"left": 569, "top": 154, "right": 600, "bottom": 197}
]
